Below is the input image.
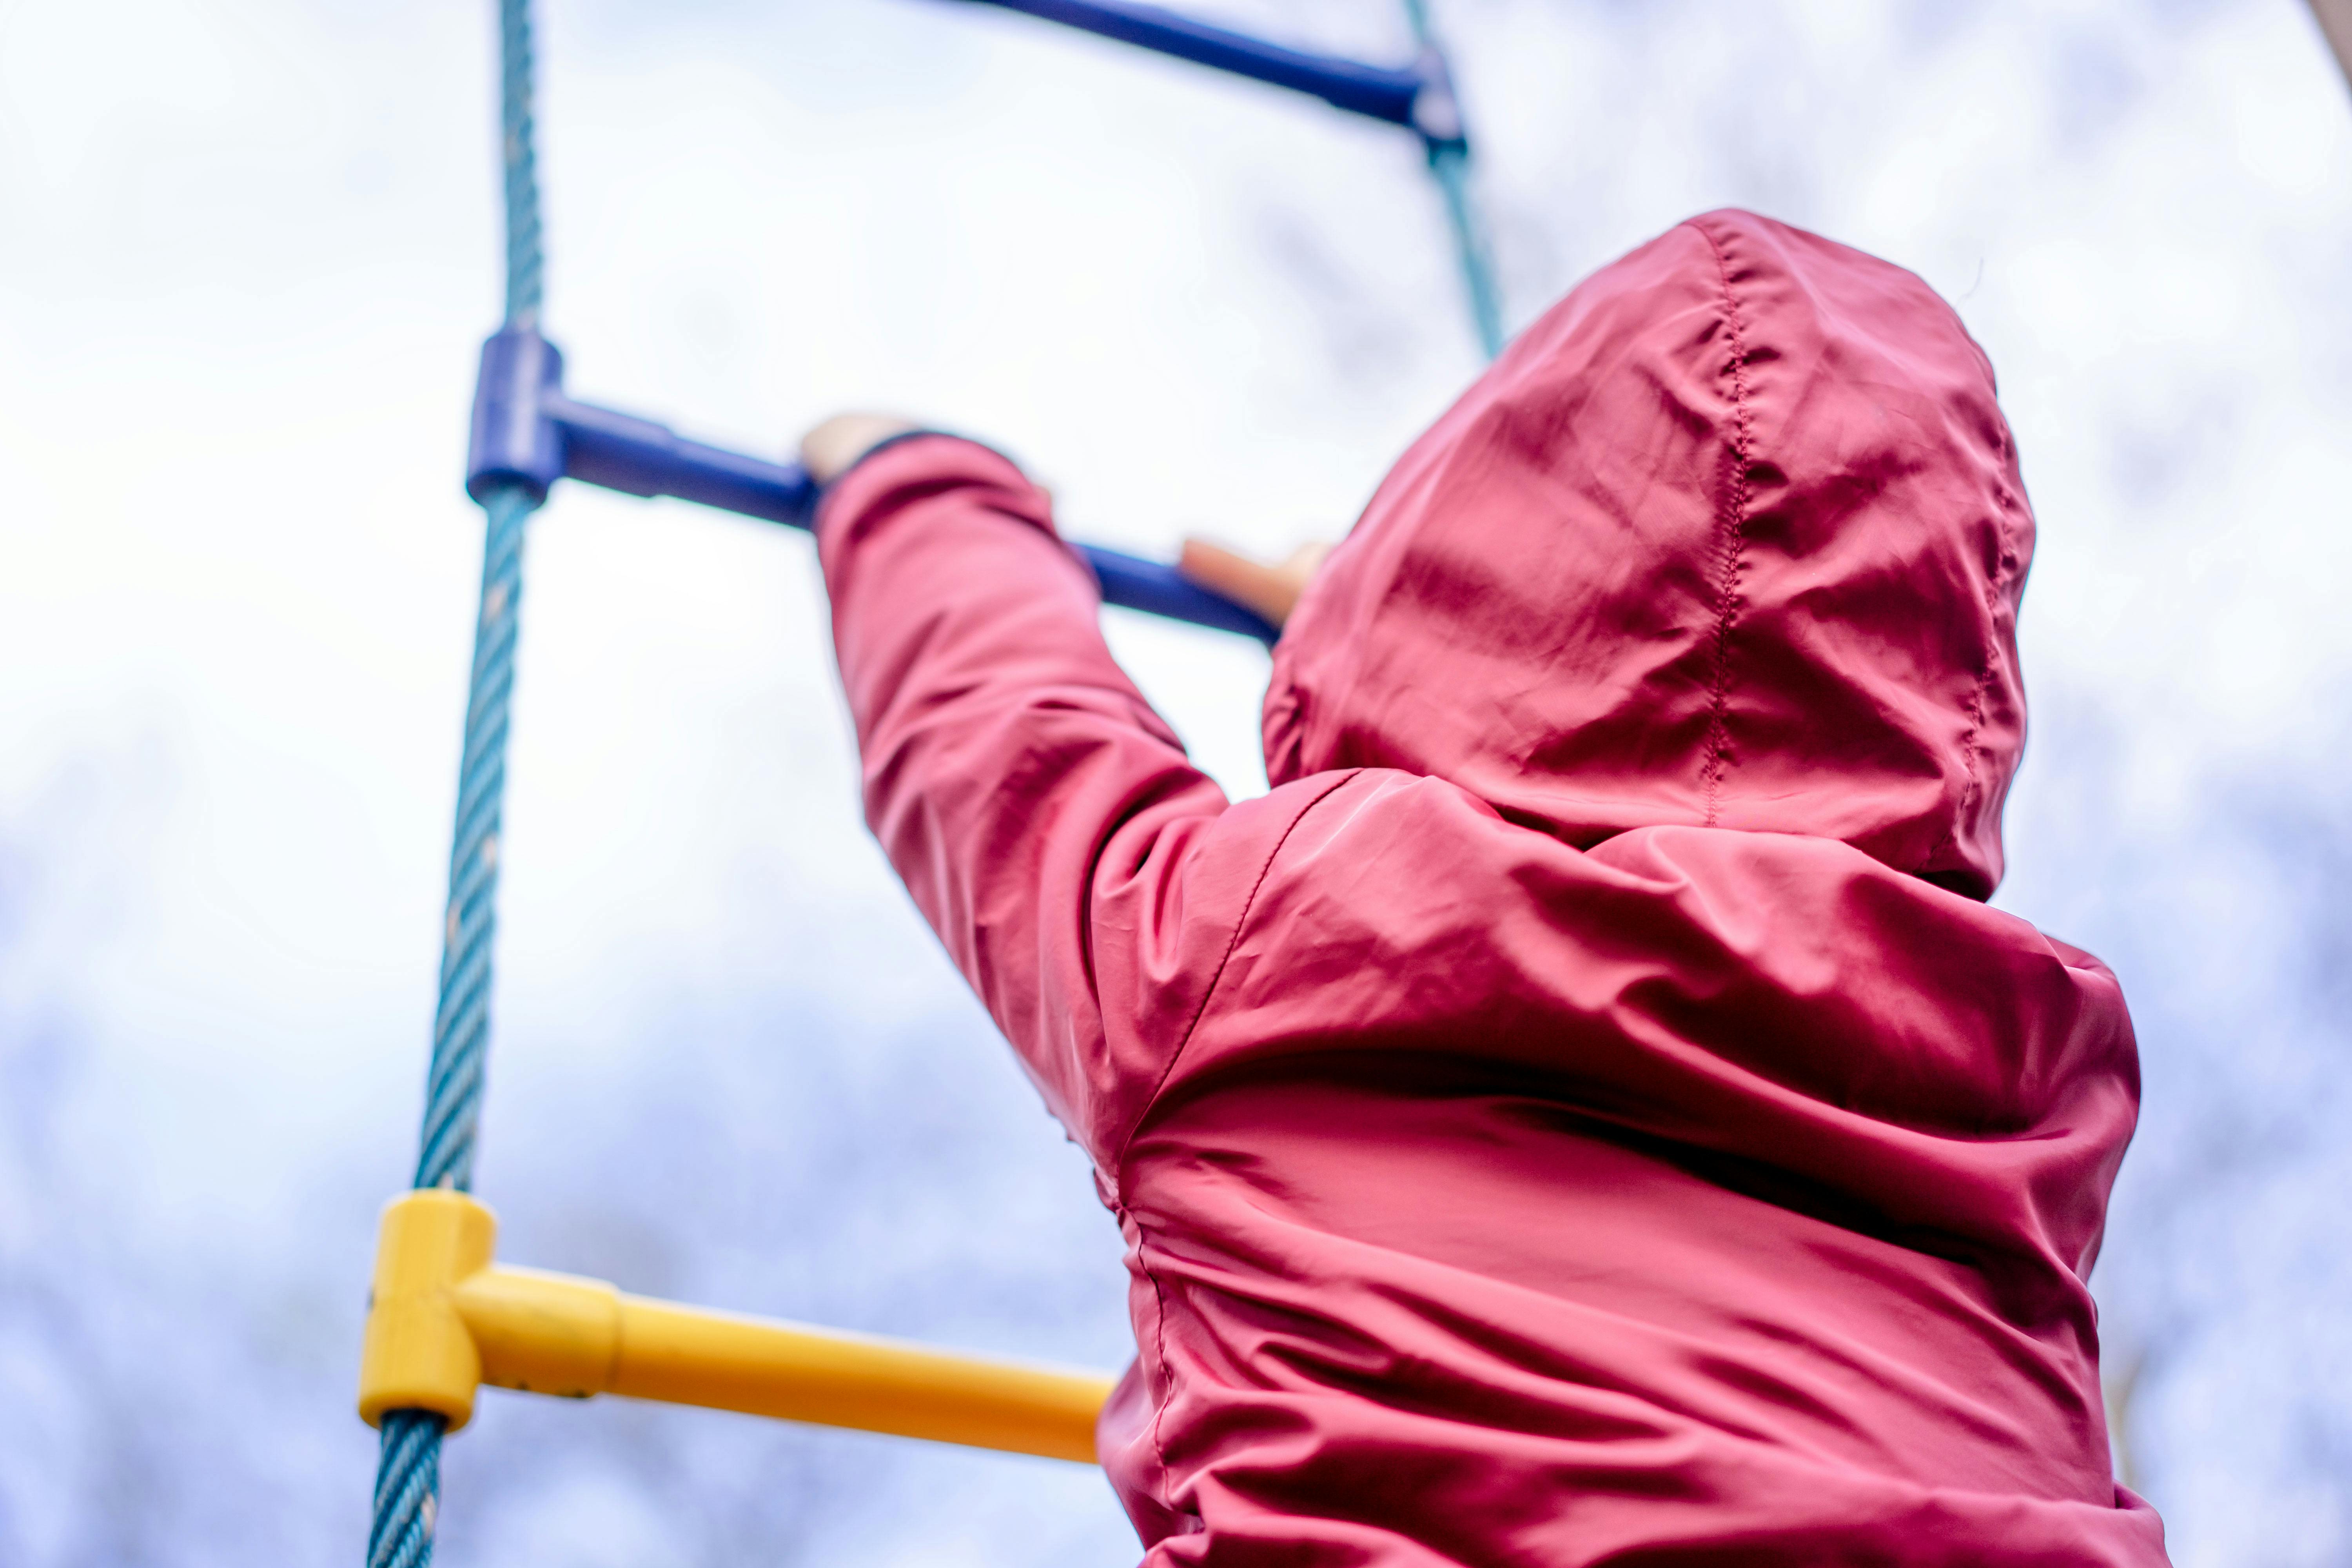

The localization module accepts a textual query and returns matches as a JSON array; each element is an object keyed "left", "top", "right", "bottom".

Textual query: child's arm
[
  {"left": 804, "top": 414, "right": 1329, "bottom": 627},
  {"left": 806, "top": 417, "right": 1316, "bottom": 1163}
]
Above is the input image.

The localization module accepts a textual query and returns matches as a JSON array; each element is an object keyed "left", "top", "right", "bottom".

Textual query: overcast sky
[{"left": 2, "top": 1, "right": 2349, "bottom": 1564}]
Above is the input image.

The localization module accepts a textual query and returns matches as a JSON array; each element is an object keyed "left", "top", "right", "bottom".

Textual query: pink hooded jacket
[{"left": 818, "top": 210, "right": 2168, "bottom": 1566}]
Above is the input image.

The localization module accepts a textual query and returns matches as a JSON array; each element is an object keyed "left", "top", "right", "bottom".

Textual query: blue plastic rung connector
[
  {"left": 461, "top": 327, "right": 1276, "bottom": 642},
  {"left": 465, "top": 327, "right": 566, "bottom": 503},
  {"left": 465, "top": 326, "right": 821, "bottom": 524},
  {"left": 957, "top": 0, "right": 1466, "bottom": 146}
]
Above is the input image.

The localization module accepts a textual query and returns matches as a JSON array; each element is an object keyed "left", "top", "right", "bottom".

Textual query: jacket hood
[{"left": 1264, "top": 210, "right": 2033, "bottom": 899}]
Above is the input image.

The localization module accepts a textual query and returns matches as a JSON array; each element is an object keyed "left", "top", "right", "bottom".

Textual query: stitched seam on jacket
[
  {"left": 1922, "top": 476, "right": 2018, "bottom": 876},
  {"left": 1925, "top": 650, "right": 1994, "bottom": 874},
  {"left": 1693, "top": 220, "right": 1755, "bottom": 826},
  {"left": 1110, "top": 766, "right": 1363, "bottom": 1481},
  {"left": 1125, "top": 1208, "right": 1182, "bottom": 1500},
  {"left": 1113, "top": 767, "right": 1365, "bottom": 1166}
]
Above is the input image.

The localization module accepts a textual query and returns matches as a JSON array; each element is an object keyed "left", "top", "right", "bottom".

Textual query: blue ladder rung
[
  {"left": 954, "top": 0, "right": 1461, "bottom": 143},
  {"left": 464, "top": 327, "right": 1279, "bottom": 644}
]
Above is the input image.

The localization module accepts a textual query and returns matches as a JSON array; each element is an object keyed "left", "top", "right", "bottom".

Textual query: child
[{"left": 799, "top": 210, "right": 2169, "bottom": 1566}]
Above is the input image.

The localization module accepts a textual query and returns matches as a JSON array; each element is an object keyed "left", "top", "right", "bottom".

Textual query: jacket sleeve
[{"left": 816, "top": 435, "right": 1317, "bottom": 1172}]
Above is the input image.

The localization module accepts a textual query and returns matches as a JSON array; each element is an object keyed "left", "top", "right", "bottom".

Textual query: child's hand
[
  {"left": 800, "top": 413, "right": 918, "bottom": 484},
  {"left": 1178, "top": 539, "right": 1331, "bottom": 631}
]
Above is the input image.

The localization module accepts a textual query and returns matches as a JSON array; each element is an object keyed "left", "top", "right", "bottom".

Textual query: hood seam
[
  {"left": 1918, "top": 485, "right": 2019, "bottom": 885},
  {"left": 1923, "top": 662, "right": 1992, "bottom": 879},
  {"left": 1694, "top": 218, "right": 1757, "bottom": 828}
]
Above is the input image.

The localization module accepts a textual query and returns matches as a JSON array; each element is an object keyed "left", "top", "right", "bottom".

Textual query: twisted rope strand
[
  {"left": 368, "top": 1412, "right": 444, "bottom": 1568},
  {"left": 1402, "top": 0, "right": 1504, "bottom": 359},
  {"left": 1425, "top": 142, "right": 1504, "bottom": 360},
  {"left": 500, "top": 0, "right": 546, "bottom": 327},
  {"left": 367, "top": 0, "right": 544, "bottom": 1558}
]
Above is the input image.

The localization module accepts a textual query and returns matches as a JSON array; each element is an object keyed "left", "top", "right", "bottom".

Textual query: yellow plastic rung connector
[{"left": 357, "top": 1189, "right": 1117, "bottom": 1463}]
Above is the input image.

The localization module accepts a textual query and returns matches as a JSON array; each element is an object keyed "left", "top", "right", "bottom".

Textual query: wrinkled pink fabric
[{"left": 818, "top": 210, "right": 2167, "bottom": 1566}]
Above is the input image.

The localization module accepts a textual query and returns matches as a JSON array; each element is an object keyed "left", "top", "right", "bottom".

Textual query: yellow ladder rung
[{"left": 358, "top": 1189, "right": 1116, "bottom": 1464}]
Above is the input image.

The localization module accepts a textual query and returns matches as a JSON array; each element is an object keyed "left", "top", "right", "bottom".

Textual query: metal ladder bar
[
  {"left": 951, "top": 0, "right": 1460, "bottom": 140},
  {"left": 359, "top": 1191, "right": 1117, "bottom": 1466},
  {"left": 465, "top": 326, "right": 1282, "bottom": 644}
]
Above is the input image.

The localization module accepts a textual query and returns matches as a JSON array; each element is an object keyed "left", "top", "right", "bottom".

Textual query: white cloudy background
[{"left": 2, "top": 0, "right": 2348, "bottom": 1563}]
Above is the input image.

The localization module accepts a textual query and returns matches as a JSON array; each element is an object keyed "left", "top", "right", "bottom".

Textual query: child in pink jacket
[{"left": 799, "top": 210, "right": 2168, "bottom": 1566}]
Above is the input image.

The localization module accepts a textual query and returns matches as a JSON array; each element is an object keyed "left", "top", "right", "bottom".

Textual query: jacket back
[{"left": 819, "top": 210, "right": 2167, "bottom": 1566}]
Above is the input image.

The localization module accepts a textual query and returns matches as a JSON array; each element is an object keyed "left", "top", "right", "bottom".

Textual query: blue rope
[
  {"left": 1401, "top": 0, "right": 1504, "bottom": 360},
  {"left": 497, "top": 0, "right": 546, "bottom": 330},
  {"left": 367, "top": 0, "right": 545, "bottom": 1561},
  {"left": 1425, "top": 143, "right": 1503, "bottom": 360},
  {"left": 413, "top": 482, "right": 532, "bottom": 1193},
  {"left": 367, "top": 1411, "right": 443, "bottom": 1568}
]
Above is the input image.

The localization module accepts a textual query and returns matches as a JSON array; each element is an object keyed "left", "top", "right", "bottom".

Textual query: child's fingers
[
  {"left": 799, "top": 413, "right": 918, "bottom": 484},
  {"left": 1280, "top": 542, "right": 1333, "bottom": 592},
  {"left": 1178, "top": 539, "right": 1283, "bottom": 623},
  {"left": 1179, "top": 538, "right": 1330, "bottom": 629}
]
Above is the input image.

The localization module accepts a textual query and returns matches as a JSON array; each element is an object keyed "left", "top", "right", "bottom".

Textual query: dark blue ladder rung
[
  {"left": 949, "top": 0, "right": 1464, "bottom": 145},
  {"left": 465, "top": 327, "right": 1280, "bottom": 645}
]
